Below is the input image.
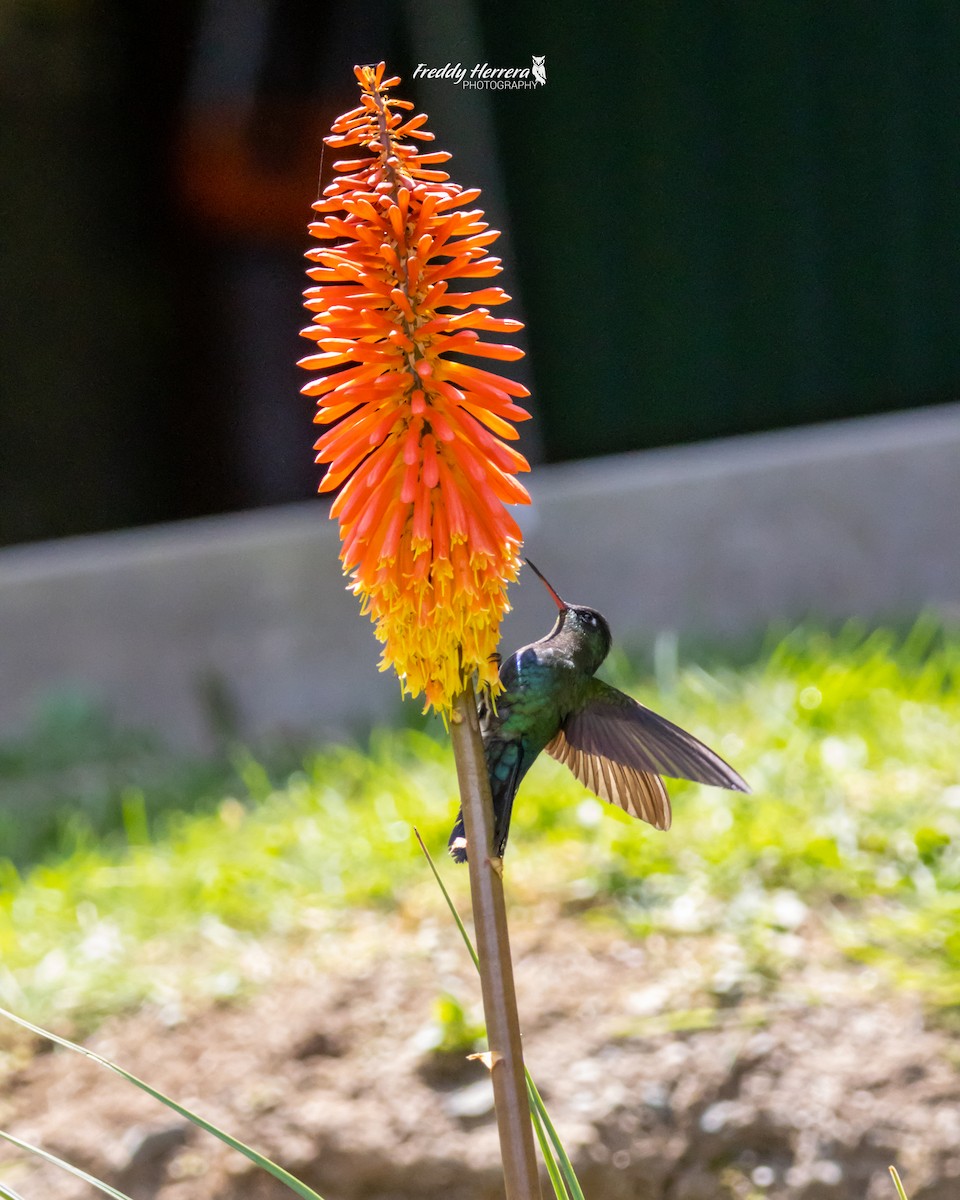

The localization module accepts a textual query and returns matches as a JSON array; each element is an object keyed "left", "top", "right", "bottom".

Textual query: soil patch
[{"left": 1, "top": 910, "right": 957, "bottom": 1200}]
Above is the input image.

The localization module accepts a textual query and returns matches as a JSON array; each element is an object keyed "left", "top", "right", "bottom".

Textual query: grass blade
[
  {"left": 525, "top": 1071, "right": 586, "bottom": 1200},
  {"left": 414, "top": 827, "right": 479, "bottom": 970},
  {"left": 527, "top": 1081, "right": 570, "bottom": 1199},
  {"left": 0, "top": 1006, "right": 325, "bottom": 1200},
  {"left": 889, "top": 1166, "right": 909, "bottom": 1199},
  {"left": 415, "top": 829, "right": 586, "bottom": 1198},
  {"left": 0, "top": 1129, "right": 135, "bottom": 1200}
]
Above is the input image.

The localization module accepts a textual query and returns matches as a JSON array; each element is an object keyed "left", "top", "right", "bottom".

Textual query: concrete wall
[{"left": 1, "top": 403, "right": 958, "bottom": 747}]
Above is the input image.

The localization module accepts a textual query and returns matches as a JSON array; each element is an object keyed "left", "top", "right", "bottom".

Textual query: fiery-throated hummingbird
[{"left": 449, "top": 560, "right": 750, "bottom": 862}]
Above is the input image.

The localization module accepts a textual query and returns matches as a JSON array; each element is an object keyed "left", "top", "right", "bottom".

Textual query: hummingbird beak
[{"left": 523, "top": 558, "right": 567, "bottom": 612}]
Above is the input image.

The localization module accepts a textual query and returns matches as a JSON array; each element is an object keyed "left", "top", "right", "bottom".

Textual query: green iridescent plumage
[{"left": 449, "top": 561, "right": 749, "bottom": 862}]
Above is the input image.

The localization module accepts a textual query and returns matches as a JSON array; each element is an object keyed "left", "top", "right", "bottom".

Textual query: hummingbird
[{"left": 449, "top": 560, "right": 749, "bottom": 863}]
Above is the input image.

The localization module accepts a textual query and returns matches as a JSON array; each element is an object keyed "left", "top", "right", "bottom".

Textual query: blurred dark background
[{"left": 2, "top": 0, "right": 959, "bottom": 548}]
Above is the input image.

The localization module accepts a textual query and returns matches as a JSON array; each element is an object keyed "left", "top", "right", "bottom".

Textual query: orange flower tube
[{"left": 300, "top": 63, "right": 532, "bottom": 714}]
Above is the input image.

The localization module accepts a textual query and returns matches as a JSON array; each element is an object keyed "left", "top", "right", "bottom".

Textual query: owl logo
[{"left": 532, "top": 55, "right": 546, "bottom": 85}]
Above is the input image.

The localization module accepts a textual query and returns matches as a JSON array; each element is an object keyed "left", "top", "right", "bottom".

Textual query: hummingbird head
[{"left": 524, "top": 559, "right": 612, "bottom": 674}]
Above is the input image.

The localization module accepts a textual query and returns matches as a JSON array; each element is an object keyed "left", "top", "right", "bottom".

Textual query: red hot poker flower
[{"left": 300, "top": 63, "right": 532, "bottom": 714}]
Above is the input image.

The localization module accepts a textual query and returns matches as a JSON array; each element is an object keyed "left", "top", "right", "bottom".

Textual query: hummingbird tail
[
  {"left": 491, "top": 788, "right": 515, "bottom": 860},
  {"left": 448, "top": 808, "right": 468, "bottom": 863},
  {"left": 448, "top": 738, "right": 523, "bottom": 863},
  {"left": 446, "top": 789, "right": 514, "bottom": 864}
]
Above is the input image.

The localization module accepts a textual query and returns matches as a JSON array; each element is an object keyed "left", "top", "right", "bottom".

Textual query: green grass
[
  {"left": 1, "top": 617, "right": 959, "bottom": 1028},
  {"left": 0, "top": 689, "right": 308, "bottom": 865}
]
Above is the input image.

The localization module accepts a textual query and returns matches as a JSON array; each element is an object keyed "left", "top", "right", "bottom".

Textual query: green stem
[{"left": 450, "top": 683, "right": 542, "bottom": 1200}]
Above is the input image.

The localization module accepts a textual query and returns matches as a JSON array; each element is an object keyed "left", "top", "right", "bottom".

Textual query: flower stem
[{"left": 450, "top": 682, "right": 542, "bottom": 1200}]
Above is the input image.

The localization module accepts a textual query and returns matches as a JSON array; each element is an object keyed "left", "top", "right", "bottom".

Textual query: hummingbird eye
[{"left": 582, "top": 612, "right": 597, "bottom": 627}]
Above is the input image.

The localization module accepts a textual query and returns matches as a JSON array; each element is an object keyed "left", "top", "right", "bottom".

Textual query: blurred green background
[
  {"left": 3, "top": 0, "right": 959, "bottom": 544},
  {"left": 4, "top": 621, "right": 960, "bottom": 1031}
]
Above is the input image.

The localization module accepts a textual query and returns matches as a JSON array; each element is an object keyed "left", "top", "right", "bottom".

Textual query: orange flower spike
[{"left": 300, "top": 63, "right": 532, "bottom": 714}]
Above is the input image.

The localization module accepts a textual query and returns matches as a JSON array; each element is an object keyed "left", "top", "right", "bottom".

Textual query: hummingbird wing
[
  {"left": 545, "top": 727, "right": 672, "bottom": 829},
  {"left": 545, "top": 678, "right": 750, "bottom": 831}
]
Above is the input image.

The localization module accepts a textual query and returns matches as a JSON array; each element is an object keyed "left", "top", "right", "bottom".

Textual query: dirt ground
[{"left": 1, "top": 907, "right": 958, "bottom": 1200}]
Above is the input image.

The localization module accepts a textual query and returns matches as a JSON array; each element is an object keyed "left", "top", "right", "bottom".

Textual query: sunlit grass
[
  {"left": 0, "top": 732, "right": 458, "bottom": 1025},
  {"left": 0, "top": 689, "right": 311, "bottom": 865},
  {"left": 1, "top": 617, "right": 958, "bottom": 1028},
  {"left": 510, "top": 617, "right": 960, "bottom": 1008}
]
